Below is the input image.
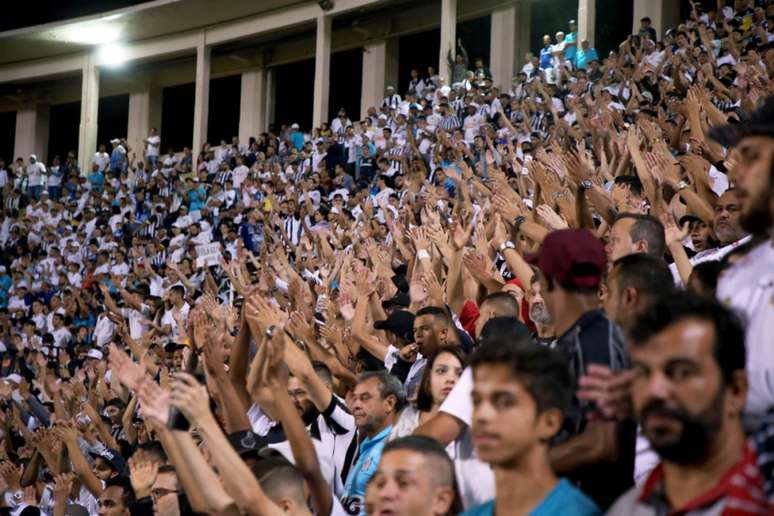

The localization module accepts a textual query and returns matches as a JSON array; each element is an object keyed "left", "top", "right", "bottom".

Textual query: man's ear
[
  {"left": 536, "top": 407, "right": 563, "bottom": 441},
  {"left": 633, "top": 239, "right": 649, "bottom": 254},
  {"left": 384, "top": 394, "right": 398, "bottom": 414},
  {"left": 622, "top": 287, "right": 639, "bottom": 309}
]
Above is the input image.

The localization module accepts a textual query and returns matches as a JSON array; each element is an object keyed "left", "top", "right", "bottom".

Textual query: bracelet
[
  {"left": 417, "top": 249, "right": 431, "bottom": 261},
  {"left": 677, "top": 180, "right": 690, "bottom": 191},
  {"left": 579, "top": 179, "right": 593, "bottom": 190}
]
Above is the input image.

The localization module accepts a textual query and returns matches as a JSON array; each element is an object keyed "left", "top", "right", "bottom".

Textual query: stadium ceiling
[{"left": 0, "top": 0, "right": 309, "bottom": 66}]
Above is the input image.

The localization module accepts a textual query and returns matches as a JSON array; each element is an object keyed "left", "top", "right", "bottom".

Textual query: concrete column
[
  {"left": 361, "top": 39, "right": 399, "bottom": 116},
  {"left": 14, "top": 103, "right": 50, "bottom": 164},
  {"left": 490, "top": 5, "right": 516, "bottom": 90},
  {"left": 438, "top": 0, "right": 457, "bottom": 85},
  {"left": 312, "top": 13, "right": 332, "bottom": 129},
  {"left": 264, "top": 68, "right": 276, "bottom": 131},
  {"left": 578, "top": 0, "right": 596, "bottom": 48},
  {"left": 632, "top": 0, "right": 680, "bottom": 40},
  {"left": 78, "top": 52, "right": 99, "bottom": 175},
  {"left": 127, "top": 84, "right": 162, "bottom": 164},
  {"left": 515, "top": 1, "right": 532, "bottom": 74},
  {"left": 192, "top": 40, "right": 211, "bottom": 156},
  {"left": 239, "top": 69, "right": 266, "bottom": 143}
]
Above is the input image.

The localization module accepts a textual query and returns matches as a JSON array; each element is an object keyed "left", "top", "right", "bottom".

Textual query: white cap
[
  {"left": 0, "top": 266, "right": 6, "bottom": 273},
  {"left": 29, "top": 154, "right": 37, "bottom": 160},
  {"left": 110, "top": 138, "right": 120, "bottom": 144},
  {"left": 6, "top": 373, "right": 22, "bottom": 385},
  {"left": 291, "top": 123, "right": 300, "bottom": 129},
  {"left": 86, "top": 349, "right": 103, "bottom": 360}
]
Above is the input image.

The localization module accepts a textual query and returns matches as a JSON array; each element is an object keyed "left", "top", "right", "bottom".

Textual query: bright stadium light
[
  {"left": 61, "top": 22, "right": 121, "bottom": 45},
  {"left": 98, "top": 43, "right": 129, "bottom": 67}
]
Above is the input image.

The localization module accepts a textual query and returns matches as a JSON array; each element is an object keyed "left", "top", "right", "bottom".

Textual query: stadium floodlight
[
  {"left": 98, "top": 43, "right": 128, "bottom": 67},
  {"left": 61, "top": 22, "right": 121, "bottom": 45}
]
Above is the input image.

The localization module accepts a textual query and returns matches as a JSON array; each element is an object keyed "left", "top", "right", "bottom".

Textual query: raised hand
[
  {"left": 0, "top": 461, "right": 21, "bottom": 491},
  {"left": 128, "top": 451, "right": 159, "bottom": 498},
  {"left": 536, "top": 204, "right": 569, "bottom": 231},
  {"left": 660, "top": 213, "right": 689, "bottom": 246},
  {"left": 169, "top": 372, "right": 211, "bottom": 425},
  {"left": 53, "top": 473, "right": 75, "bottom": 500},
  {"left": 137, "top": 378, "right": 170, "bottom": 426},
  {"left": 20, "top": 486, "right": 38, "bottom": 507}
]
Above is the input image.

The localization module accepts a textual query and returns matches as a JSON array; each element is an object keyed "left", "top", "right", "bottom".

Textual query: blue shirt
[
  {"left": 575, "top": 47, "right": 599, "bottom": 70},
  {"left": 564, "top": 32, "right": 578, "bottom": 63},
  {"left": 291, "top": 131, "right": 305, "bottom": 151},
  {"left": 342, "top": 425, "right": 392, "bottom": 514},
  {"left": 461, "top": 479, "right": 600, "bottom": 516},
  {"left": 88, "top": 171, "right": 105, "bottom": 193},
  {"left": 539, "top": 46, "right": 553, "bottom": 69}
]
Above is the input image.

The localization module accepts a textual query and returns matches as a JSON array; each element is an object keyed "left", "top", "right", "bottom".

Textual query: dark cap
[
  {"left": 526, "top": 229, "right": 606, "bottom": 289},
  {"left": 374, "top": 309, "right": 415, "bottom": 343},
  {"left": 381, "top": 291, "right": 410, "bottom": 310},
  {"left": 89, "top": 448, "right": 126, "bottom": 473},
  {"left": 709, "top": 96, "right": 774, "bottom": 147},
  {"left": 678, "top": 213, "right": 702, "bottom": 227}
]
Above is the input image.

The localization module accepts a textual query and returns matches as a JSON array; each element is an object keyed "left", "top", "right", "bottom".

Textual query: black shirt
[{"left": 553, "top": 309, "right": 635, "bottom": 511}]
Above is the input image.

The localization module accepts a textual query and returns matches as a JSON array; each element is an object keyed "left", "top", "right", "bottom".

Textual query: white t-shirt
[
  {"left": 669, "top": 235, "right": 752, "bottom": 284},
  {"left": 717, "top": 240, "right": 774, "bottom": 416},
  {"left": 93, "top": 152, "right": 110, "bottom": 172},
  {"left": 146, "top": 135, "right": 161, "bottom": 157},
  {"left": 438, "top": 367, "right": 495, "bottom": 509}
]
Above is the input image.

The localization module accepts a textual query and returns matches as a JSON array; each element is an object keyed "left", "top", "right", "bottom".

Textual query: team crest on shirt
[{"left": 361, "top": 456, "right": 372, "bottom": 472}]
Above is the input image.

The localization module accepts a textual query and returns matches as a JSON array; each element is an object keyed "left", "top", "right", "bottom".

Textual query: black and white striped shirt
[{"left": 439, "top": 114, "right": 461, "bottom": 132}]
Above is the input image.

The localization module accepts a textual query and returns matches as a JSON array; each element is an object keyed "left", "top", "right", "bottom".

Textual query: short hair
[
  {"left": 104, "top": 476, "right": 136, "bottom": 506},
  {"left": 311, "top": 360, "right": 333, "bottom": 385},
  {"left": 616, "top": 213, "right": 666, "bottom": 258},
  {"left": 382, "top": 436, "right": 457, "bottom": 488},
  {"left": 629, "top": 292, "right": 746, "bottom": 385},
  {"left": 415, "top": 346, "right": 466, "bottom": 412},
  {"left": 470, "top": 338, "right": 574, "bottom": 416},
  {"left": 477, "top": 317, "right": 533, "bottom": 346},
  {"left": 614, "top": 175, "right": 644, "bottom": 197},
  {"left": 416, "top": 306, "right": 452, "bottom": 326},
  {"left": 252, "top": 457, "right": 306, "bottom": 506},
  {"left": 641, "top": 16, "right": 651, "bottom": 23},
  {"left": 611, "top": 253, "right": 674, "bottom": 300},
  {"left": 169, "top": 285, "right": 185, "bottom": 298},
  {"left": 358, "top": 370, "right": 407, "bottom": 412},
  {"left": 480, "top": 292, "right": 521, "bottom": 318}
]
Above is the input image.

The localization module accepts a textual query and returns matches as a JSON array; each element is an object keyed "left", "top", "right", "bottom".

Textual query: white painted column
[
  {"left": 360, "top": 39, "right": 398, "bottom": 116},
  {"left": 14, "top": 103, "right": 50, "bottom": 164},
  {"left": 312, "top": 13, "right": 332, "bottom": 130},
  {"left": 127, "top": 84, "right": 162, "bottom": 164},
  {"left": 632, "top": 0, "right": 680, "bottom": 40},
  {"left": 490, "top": 5, "right": 517, "bottom": 90},
  {"left": 264, "top": 68, "right": 276, "bottom": 131},
  {"left": 578, "top": 0, "right": 596, "bottom": 49},
  {"left": 78, "top": 52, "right": 99, "bottom": 175},
  {"left": 515, "top": 1, "right": 532, "bottom": 74},
  {"left": 192, "top": 40, "right": 211, "bottom": 156},
  {"left": 239, "top": 69, "right": 266, "bottom": 144},
  {"left": 438, "top": 0, "right": 457, "bottom": 85}
]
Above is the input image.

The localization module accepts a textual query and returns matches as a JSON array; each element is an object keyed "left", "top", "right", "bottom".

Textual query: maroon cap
[{"left": 526, "top": 229, "right": 606, "bottom": 289}]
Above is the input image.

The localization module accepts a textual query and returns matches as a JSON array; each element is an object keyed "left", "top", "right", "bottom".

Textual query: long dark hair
[{"left": 415, "top": 346, "right": 466, "bottom": 413}]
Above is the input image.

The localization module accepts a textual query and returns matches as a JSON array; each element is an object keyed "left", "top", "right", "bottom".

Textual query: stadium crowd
[{"left": 0, "top": 0, "right": 773, "bottom": 514}]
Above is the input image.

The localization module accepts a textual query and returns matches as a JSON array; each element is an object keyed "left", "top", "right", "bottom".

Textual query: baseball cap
[
  {"left": 709, "top": 96, "right": 774, "bottom": 147},
  {"left": 381, "top": 292, "right": 410, "bottom": 311},
  {"left": 86, "top": 349, "right": 103, "bottom": 360},
  {"left": 526, "top": 229, "right": 606, "bottom": 289},
  {"left": 89, "top": 448, "right": 126, "bottom": 473},
  {"left": 678, "top": 213, "right": 702, "bottom": 227},
  {"left": 374, "top": 309, "right": 415, "bottom": 343},
  {"left": 291, "top": 123, "right": 300, "bottom": 129},
  {"left": 110, "top": 138, "right": 120, "bottom": 144}
]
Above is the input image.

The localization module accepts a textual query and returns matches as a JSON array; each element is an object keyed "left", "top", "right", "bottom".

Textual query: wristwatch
[
  {"left": 265, "top": 325, "right": 278, "bottom": 339},
  {"left": 579, "top": 179, "right": 593, "bottom": 190},
  {"left": 498, "top": 241, "right": 516, "bottom": 253},
  {"left": 677, "top": 180, "right": 690, "bottom": 191},
  {"left": 513, "top": 215, "right": 527, "bottom": 230}
]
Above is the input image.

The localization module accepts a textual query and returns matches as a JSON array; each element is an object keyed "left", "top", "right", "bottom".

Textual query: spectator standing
[{"left": 145, "top": 127, "right": 160, "bottom": 171}]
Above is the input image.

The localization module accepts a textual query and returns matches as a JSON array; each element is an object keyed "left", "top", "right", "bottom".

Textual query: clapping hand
[{"left": 169, "top": 373, "right": 211, "bottom": 426}]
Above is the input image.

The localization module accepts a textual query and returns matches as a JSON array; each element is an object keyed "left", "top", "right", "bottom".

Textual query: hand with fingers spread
[
  {"left": 20, "top": 486, "right": 38, "bottom": 507},
  {"left": 536, "top": 204, "right": 569, "bottom": 231},
  {"left": 245, "top": 294, "right": 284, "bottom": 336},
  {"left": 0, "top": 461, "right": 21, "bottom": 491},
  {"left": 660, "top": 213, "right": 689, "bottom": 247},
  {"left": 128, "top": 451, "right": 159, "bottom": 499},
  {"left": 53, "top": 473, "right": 75, "bottom": 501},
  {"left": 421, "top": 271, "right": 445, "bottom": 306},
  {"left": 108, "top": 344, "right": 146, "bottom": 390}
]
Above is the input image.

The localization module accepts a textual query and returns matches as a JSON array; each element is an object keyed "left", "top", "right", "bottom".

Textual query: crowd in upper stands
[{"left": 0, "top": 0, "right": 773, "bottom": 514}]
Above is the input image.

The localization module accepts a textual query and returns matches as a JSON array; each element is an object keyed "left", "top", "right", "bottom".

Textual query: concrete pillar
[
  {"left": 632, "top": 0, "right": 680, "bottom": 40},
  {"left": 490, "top": 5, "right": 516, "bottom": 90},
  {"left": 361, "top": 39, "right": 399, "bottom": 117},
  {"left": 578, "top": 0, "right": 596, "bottom": 48},
  {"left": 127, "top": 85, "right": 162, "bottom": 164},
  {"left": 312, "top": 13, "right": 332, "bottom": 130},
  {"left": 515, "top": 1, "right": 532, "bottom": 74},
  {"left": 14, "top": 103, "right": 50, "bottom": 164},
  {"left": 78, "top": 52, "right": 99, "bottom": 175},
  {"left": 239, "top": 69, "right": 266, "bottom": 143},
  {"left": 438, "top": 0, "right": 457, "bottom": 86},
  {"left": 264, "top": 68, "right": 276, "bottom": 131},
  {"left": 192, "top": 40, "right": 211, "bottom": 156}
]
